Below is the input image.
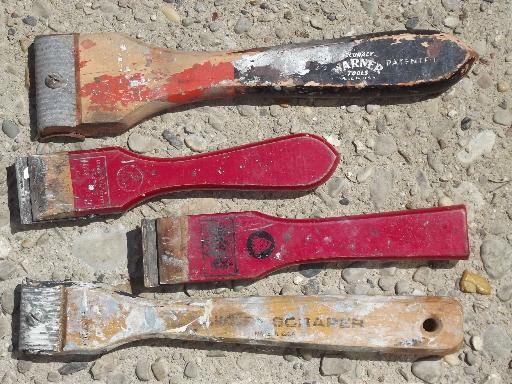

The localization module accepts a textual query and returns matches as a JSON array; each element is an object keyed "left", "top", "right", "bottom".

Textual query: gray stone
[
  {"left": 378, "top": 275, "right": 395, "bottom": 291},
  {"left": 483, "top": 326, "right": 512, "bottom": 360},
  {"left": 237, "top": 105, "right": 256, "bottom": 117},
  {"left": 356, "top": 167, "right": 373, "bottom": 183},
  {"left": 135, "top": 359, "right": 152, "bottom": 381},
  {"left": 90, "top": 354, "right": 116, "bottom": 380},
  {"left": 427, "top": 152, "right": 443, "bottom": 173},
  {"left": 320, "top": 355, "right": 354, "bottom": 376},
  {"left": 310, "top": 16, "right": 323, "bottom": 29},
  {"left": 32, "top": 0, "right": 51, "bottom": 18},
  {"left": 0, "top": 260, "right": 17, "bottom": 281},
  {"left": 456, "top": 130, "right": 496, "bottom": 165},
  {"left": 480, "top": 237, "right": 512, "bottom": 279},
  {"left": 327, "top": 177, "right": 346, "bottom": 198},
  {"left": 413, "top": 266, "right": 431, "bottom": 285},
  {"left": 471, "top": 335, "right": 484, "bottom": 351},
  {"left": 2, "top": 120, "right": 19, "bottom": 139},
  {"left": 184, "top": 362, "right": 199, "bottom": 378},
  {"left": 452, "top": 182, "right": 485, "bottom": 220},
  {"left": 208, "top": 115, "right": 224, "bottom": 130},
  {"left": 58, "top": 362, "right": 88, "bottom": 375},
  {"left": 374, "top": 135, "right": 397, "bottom": 156},
  {"left": 0, "top": 290, "right": 15, "bottom": 314},
  {"left": 127, "top": 132, "right": 157, "bottom": 153},
  {"left": 360, "top": 0, "right": 378, "bottom": 17},
  {"left": 477, "top": 73, "right": 493, "bottom": 89},
  {"left": 497, "top": 284, "right": 512, "bottom": 301},
  {"left": 206, "top": 349, "right": 226, "bottom": 357},
  {"left": 17, "top": 360, "right": 32, "bottom": 374},
  {"left": 370, "top": 169, "right": 394, "bottom": 209},
  {"left": 72, "top": 225, "right": 127, "bottom": 273},
  {"left": 443, "top": 16, "right": 459, "bottom": 28},
  {"left": 341, "top": 267, "right": 365, "bottom": 283},
  {"left": 22, "top": 15, "right": 37, "bottom": 26},
  {"left": 47, "top": 371, "right": 62, "bottom": 382},
  {"left": 411, "top": 357, "right": 442, "bottom": 383},
  {"left": 301, "top": 279, "right": 320, "bottom": 295},
  {"left": 493, "top": 110, "right": 512, "bottom": 126},
  {"left": 151, "top": 357, "right": 169, "bottom": 381},
  {"left": 162, "top": 130, "right": 183, "bottom": 149},
  {"left": 236, "top": 354, "right": 252, "bottom": 370},
  {"left": 465, "top": 350, "right": 480, "bottom": 366},
  {"left": 405, "top": 17, "right": 419, "bottom": 30},
  {"left": 441, "top": 0, "right": 461, "bottom": 11},
  {"left": 0, "top": 315, "right": 9, "bottom": 338},
  {"left": 106, "top": 372, "right": 127, "bottom": 384},
  {"left": 184, "top": 134, "right": 207, "bottom": 152},
  {"left": 234, "top": 17, "right": 252, "bottom": 34},
  {"left": 395, "top": 280, "right": 412, "bottom": 295}
]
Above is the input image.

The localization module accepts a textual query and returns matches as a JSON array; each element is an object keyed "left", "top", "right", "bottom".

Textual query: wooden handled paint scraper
[
  {"left": 142, "top": 205, "right": 469, "bottom": 287},
  {"left": 15, "top": 134, "right": 338, "bottom": 224},
  {"left": 18, "top": 282, "right": 463, "bottom": 356},
  {"left": 34, "top": 30, "right": 477, "bottom": 139}
]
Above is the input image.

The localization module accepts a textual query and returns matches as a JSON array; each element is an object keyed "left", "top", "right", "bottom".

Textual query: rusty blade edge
[
  {"left": 15, "top": 156, "right": 34, "bottom": 225},
  {"left": 141, "top": 219, "right": 159, "bottom": 288}
]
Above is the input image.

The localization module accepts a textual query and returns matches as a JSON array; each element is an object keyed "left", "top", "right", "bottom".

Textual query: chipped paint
[{"left": 20, "top": 283, "right": 463, "bottom": 356}]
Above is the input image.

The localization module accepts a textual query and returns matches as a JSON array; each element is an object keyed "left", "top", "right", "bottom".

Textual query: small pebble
[
  {"left": 310, "top": 16, "right": 323, "bottom": 29},
  {"left": 106, "top": 372, "right": 128, "bottom": 384},
  {"left": 184, "top": 362, "right": 199, "bottom": 378},
  {"left": 493, "top": 110, "right": 512, "bottom": 126},
  {"left": 160, "top": 3, "right": 181, "bottom": 23},
  {"left": 480, "top": 238, "right": 512, "bottom": 279},
  {"left": 477, "top": 73, "right": 493, "bottom": 89},
  {"left": 373, "top": 135, "right": 397, "bottom": 156},
  {"left": 0, "top": 290, "right": 15, "bottom": 314},
  {"left": 497, "top": 284, "right": 512, "bottom": 302},
  {"left": 17, "top": 360, "right": 32, "bottom": 374},
  {"left": 497, "top": 81, "right": 511, "bottom": 93},
  {"left": 460, "top": 116, "right": 472, "bottom": 130},
  {"left": 405, "top": 17, "right": 419, "bottom": 30},
  {"left": 471, "top": 335, "right": 484, "bottom": 351},
  {"left": 483, "top": 325, "right": 512, "bottom": 360},
  {"left": 395, "top": 280, "right": 411, "bottom": 295},
  {"left": 320, "top": 355, "right": 354, "bottom": 376},
  {"left": 378, "top": 275, "right": 395, "bottom": 291},
  {"left": 184, "top": 134, "right": 207, "bottom": 152},
  {"left": 90, "top": 354, "right": 116, "bottom": 380},
  {"left": 47, "top": 371, "right": 62, "bottom": 382},
  {"left": 443, "top": 16, "right": 460, "bottom": 28},
  {"left": 459, "top": 270, "right": 491, "bottom": 295},
  {"left": 162, "top": 130, "right": 183, "bottom": 149},
  {"left": 58, "top": 362, "right": 88, "bottom": 375},
  {"left": 411, "top": 357, "right": 443, "bottom": 384},
  {"left": 2, "top": 120, "right": 19, "bottom": 139},
  {"left": 0, "top": 315, "right": 9, "bottom": 338},
  {"left": 22, "top": 15, "right": 37, "bottom": 26},
  {"left": 443, "top": 353, "right": 460, "bottom": 366},
  {"left": 412, "top": 266, "right": 430, "bottom": 285},
  {"left": 0, "top": 260, "right": 17, "bottom": 281},
  {"left": 151, "top": 357, "right": 169, "bottom": 381},
  {"left": 234, "top": 17, "right": 252, "bottom": 34},
  {"left": 135, "top": 359, "right": 152, "bottom": 381},
  {"left": 127, "top": 132, "right": 157, "bottom": 153}
]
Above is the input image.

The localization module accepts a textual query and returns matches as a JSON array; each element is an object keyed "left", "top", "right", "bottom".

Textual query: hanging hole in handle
[{"left": 422, "top": 317, "right": 440, "bottom": 333}]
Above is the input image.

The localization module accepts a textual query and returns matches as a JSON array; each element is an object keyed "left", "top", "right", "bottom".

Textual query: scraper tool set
[{"left": 12, "top": 30, "right": 477, "bottom": 356}]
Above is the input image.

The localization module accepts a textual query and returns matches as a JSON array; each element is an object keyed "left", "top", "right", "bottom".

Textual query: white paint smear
[{"left": 234, "top": 43, "right": 355, "bottom": 78}]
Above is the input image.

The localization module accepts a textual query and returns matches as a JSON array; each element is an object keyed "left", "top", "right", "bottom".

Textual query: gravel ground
[{"left": 0, "top": 0, "right": 511, "bottom": 383}]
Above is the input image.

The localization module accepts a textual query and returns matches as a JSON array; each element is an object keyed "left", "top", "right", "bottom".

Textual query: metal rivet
[{"left": 45, "top": 72, "right": 67, "bottom": 89}]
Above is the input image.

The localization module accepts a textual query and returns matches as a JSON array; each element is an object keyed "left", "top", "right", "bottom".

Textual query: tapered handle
[
  {"left": 37, "top": 31, "right": 477, "bottom": 139},
  {"left": 149, "top": 205, "right": 468, "bottom": 285},
  {"left": 61, "top": 285, "right": 463, "bottom": 355},
  {"left": 66, "top": 134, "right": 338, "bottom": 217}
]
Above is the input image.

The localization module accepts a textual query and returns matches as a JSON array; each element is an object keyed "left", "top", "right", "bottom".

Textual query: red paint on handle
[
  {"left": 68, "top": 134, "right": 339, "bottom": 216},
  {"left": 185, "top": 206, "right": 469, "bottom": 283}
]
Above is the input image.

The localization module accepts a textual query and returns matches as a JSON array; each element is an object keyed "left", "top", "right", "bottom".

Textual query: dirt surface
[{"left": 0, "top": 0, "right": 511, "bottom": 383}]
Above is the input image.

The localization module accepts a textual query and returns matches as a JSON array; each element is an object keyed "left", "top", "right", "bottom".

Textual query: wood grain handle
[
  {"left": 151, "top": 205, "right": 468, "bottom": 285},
  {"left": 36, "top": 30, "right": 477, "bottom": 138},
  {"left": 62, "top": 285, "right": 463, "bottom": 355}
]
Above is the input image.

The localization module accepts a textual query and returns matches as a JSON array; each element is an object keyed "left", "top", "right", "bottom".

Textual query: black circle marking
[{"left": 247, "top": 230, "right": 275, "bottom": 260}]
